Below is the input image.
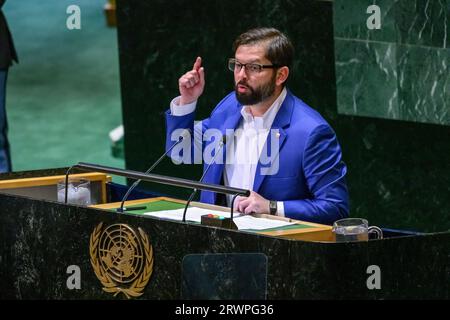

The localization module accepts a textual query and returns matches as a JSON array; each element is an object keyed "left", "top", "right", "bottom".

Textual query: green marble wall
[
  {"left": 334, "top": 0, "right": 450, "bottom": 125},
  {"left": 117, "top": 0, "right": 450, "bottom": 232}
]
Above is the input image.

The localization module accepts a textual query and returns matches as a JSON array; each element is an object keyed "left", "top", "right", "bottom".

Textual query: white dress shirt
[{"left": 170, "top": 88, "right": 287, "bottom": 216}]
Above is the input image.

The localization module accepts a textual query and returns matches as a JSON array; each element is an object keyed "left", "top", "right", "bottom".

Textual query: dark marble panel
[
  {"left": 334, "top": 0, "right": 450, "bottom": 48},
  {"left": 398, "top": 45, "right": 450, "bottom": 125},
  {"left": 290, "top": 240, "right": 374, "bottom": 299},
  {"left": 1, "top": 190, "right": 448, "bottom": 299},
  {"left": 334, "top": 0, "right": 397, "bottom": 43},
  {"left": 364, "top": 234, "right": 450, "bottom": 299},
  {"left": 338, "top": 116, "right": 450, "bottom": 232},
  {"left": 335, "top": 39, "right": 399, "bottom": 119},
  {"left": 0, "top": 191, "right": 295, "bottom": 299},
  {"left": 182, "top": 225, "right": 294, "bottom": 299},
  {"left": 290, "top": 233, "right": 450, "bottom": 299},
  {"left": 181, "top": 253, "right": 267, "bottom": 299},
  {"left": 335, "top": 40, "right": 450, "bottom": 126},
  {"left": 334, "top": 1, "right": 449, "bottom": 126},
  {"left": 396, "top": 0, "right": 450, "bottom": 49}
]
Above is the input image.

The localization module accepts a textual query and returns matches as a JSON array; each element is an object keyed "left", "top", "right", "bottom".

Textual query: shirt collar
[{"left": 240, "top": 87, "right": 287, "bottom": 128}]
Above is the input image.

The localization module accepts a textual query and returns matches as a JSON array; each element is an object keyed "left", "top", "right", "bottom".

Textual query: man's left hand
[{"left": 234, "top": 191, "right": 270, "bottom": 215}]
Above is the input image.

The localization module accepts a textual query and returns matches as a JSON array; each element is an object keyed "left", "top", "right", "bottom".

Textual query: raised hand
[{"left": 178, "top": 57, "right": 205, "bottom": 105}]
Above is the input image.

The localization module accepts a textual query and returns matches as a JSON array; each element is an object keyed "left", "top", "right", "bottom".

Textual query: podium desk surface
[
  {"left": 0, "top": 172, "right": 111, "bottom": 204},
  {"left": 91, "top": 196, "right": 333, "bottom": 242},
  {"left": 1, "top": 176, "right": 448, "bottom": 299}
]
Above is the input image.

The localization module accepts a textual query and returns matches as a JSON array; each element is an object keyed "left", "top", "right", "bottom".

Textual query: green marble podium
[{"left": 0, "top": 168, "right": 448, "bottom": 299}]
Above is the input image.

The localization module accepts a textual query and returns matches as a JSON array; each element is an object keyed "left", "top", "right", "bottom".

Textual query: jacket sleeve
[
  {"left": 165, "top": 108, "right": 210, "bottom": 164},
  {"left": 283, "top": 124, "right": 349, "bottom": 225},
  {"left": 164, "top": 92, "right": 235, "bottom": 165}
]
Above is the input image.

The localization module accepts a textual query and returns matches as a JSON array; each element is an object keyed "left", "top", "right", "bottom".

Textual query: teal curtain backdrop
[{"left": 4, "top": 0, "right": 124, "bottom": 181}]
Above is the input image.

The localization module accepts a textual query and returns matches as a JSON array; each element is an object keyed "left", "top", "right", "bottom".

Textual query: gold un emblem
[{"left": 90, "top": 222, "right": 153, "bottom": 298}]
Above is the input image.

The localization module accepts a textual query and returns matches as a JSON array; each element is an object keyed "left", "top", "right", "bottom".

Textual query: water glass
[
  {"left": 332, "top": 218, "right": 383, "bottom": 242},
  {"left": 57, "top": 178, "right": 92, "bottom": 206}
]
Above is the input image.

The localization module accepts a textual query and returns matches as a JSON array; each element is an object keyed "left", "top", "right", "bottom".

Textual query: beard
[{"left": 235, "top": 73, "right": 276, "bottom": 106}]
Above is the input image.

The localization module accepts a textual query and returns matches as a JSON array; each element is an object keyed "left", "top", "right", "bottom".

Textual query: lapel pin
[{"left": 276, "top": 132, "right": 281, "bottom": 138}]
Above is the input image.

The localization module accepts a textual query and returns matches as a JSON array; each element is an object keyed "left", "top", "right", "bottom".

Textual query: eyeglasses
[{"left": 228, "top": 58, "right": 280, "bottom": 74}]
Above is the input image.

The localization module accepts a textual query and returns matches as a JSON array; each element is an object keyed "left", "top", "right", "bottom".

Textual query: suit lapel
[
  {"left": 252, "top": 91, "right": 294, "bottom": 193},
  {"left": 207, "top": 101, "right": 243, "bottom": 204},
  {"left": 211, "top": 108, "right": 241, "bottom": 183}
]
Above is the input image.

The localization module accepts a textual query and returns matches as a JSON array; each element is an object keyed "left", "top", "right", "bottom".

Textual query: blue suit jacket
[{"left": 165, "top": 89, "right": 349, "bottom": 225}]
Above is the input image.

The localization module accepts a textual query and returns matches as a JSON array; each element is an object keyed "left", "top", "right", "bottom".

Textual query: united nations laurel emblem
[{"left": 89, "top": 222, "right": 153, "bottom": 298}]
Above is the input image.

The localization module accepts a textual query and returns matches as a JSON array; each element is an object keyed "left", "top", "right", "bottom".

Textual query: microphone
[
  {"left": 182, "top": 134, "right": 227, "bottom": 222},
  {"left": 117, "top": 129, "right": 191, "bottom": 212}
]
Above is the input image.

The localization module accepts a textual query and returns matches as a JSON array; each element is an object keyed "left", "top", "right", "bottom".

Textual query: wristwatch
[{"left": 269, "top": 200, "right": 277, "bottom": 215}]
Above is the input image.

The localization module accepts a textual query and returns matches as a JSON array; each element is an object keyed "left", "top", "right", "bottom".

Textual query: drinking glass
[
  {"left": 57, "top": 178, "right": 91, "bottom": 206},
  {"left": 332, "top": 218, "right": 383, "bottom": 242}
]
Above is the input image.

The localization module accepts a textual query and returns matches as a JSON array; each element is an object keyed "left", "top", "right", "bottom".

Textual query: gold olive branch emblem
[{"left": 90, "top": 223, "right": 153, "bottom": 299}]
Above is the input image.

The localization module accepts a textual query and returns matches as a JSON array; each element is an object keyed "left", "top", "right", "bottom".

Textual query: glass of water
[
  {"left": 57, "top": 178, "right": 92, "bottom": 206},
  {"left": 332, "top": 218, "right": 383, "bottom": 242}
]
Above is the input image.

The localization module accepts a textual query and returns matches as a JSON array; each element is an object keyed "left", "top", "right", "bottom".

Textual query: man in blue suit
[{"left": 165, "top": 28, "right": 349, "bottom": 225}]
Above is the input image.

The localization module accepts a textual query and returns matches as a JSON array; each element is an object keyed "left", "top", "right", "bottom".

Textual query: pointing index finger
[{"left": 193, "top": 56, "right": 202, "bottom": 71}]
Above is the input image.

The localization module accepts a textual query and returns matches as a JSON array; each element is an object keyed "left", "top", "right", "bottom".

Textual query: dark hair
[{"left": 232, "top": 27, "right": 294, "bottom": 69}]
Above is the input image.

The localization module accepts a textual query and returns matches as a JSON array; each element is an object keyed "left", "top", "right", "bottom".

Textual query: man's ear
[{"left": 276, "top": 66, "right": 289, "bottom": 86}]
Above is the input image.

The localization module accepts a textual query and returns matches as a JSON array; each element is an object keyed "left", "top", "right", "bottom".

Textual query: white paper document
[{"left": 143, "top": 207, "right": 295, "bottom": 230}]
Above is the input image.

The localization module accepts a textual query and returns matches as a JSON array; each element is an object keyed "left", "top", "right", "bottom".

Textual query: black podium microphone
[
  {"left": 117, "top": 129, "right": 191, "bottom": 213},
  {"left": 182, "top": 135, "right": 227, "bottom": 222}
]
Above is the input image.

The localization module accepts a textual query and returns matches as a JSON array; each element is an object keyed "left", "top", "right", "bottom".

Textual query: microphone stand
[
  {"left": 117, "top": 130, "right": 190, "bottom": 213},
  {"left": 64, "top": 161, "right": 251, "bottom": 230},
  {"left": 230, "top": 193, "right": 241, "bottom": 220},
  {"left": 182, "top": 137, "right": 225, "bottom": 223},
  {"left": 64, "top": 130, "right": 190, "bottom": 206}
]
